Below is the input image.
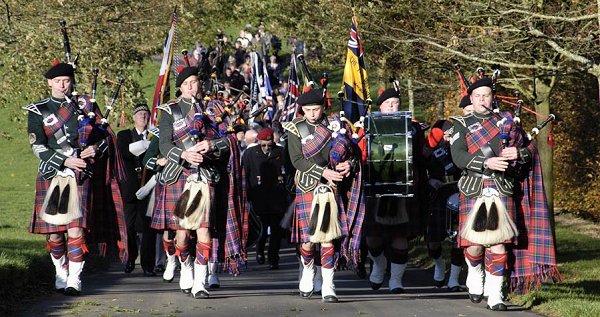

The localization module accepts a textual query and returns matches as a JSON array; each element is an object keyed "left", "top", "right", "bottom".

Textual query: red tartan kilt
[
  {"left": 29, "top": 173, "right": 89, "bottom": 234},
  {"left": 291, "top": 186, "right": 346, "bottom": 244},
  {"left": 457, "top": 178, "right": 516, "bottom": 247},
  {"left": 151, "top": 169, "right": 214, "bottom": 231}
]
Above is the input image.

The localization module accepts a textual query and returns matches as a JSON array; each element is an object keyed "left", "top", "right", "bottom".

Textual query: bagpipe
[{"left": 452, "top": 60, "right": 558, "bottom": 145}]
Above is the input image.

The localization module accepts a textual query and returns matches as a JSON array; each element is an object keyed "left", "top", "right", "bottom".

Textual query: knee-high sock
[
  {"left": 163, "top": 239, "right": 176, "bottom": 256},
  {"left": 195, "top": 241, "right": 211, "bottom": 265},
  {"left": 67, "top": 236, "right": 87, "bottom": 263},
  {"left": 464, "top": 249, "right": 483, "bottom": 267},
  {"left": 321, "top": 246, "right": 335, "bottom": 269},
  {"left": 176, "top": 242, "right": 190, "bottom": 262},
  {"left": 485, "top": 251, "right": 507, "bottom": 276},
  {"left": 299, "top": 246, "right": 314, "bottom": 265},
  {"left": 450, "top": 247, "right": 464, "bottom": 267},
  {"left": 389, "top": 248, "right": 408, "bottom": 265},
  {"left": 47, "top": 239, "right": 65, "bottom": 259}
]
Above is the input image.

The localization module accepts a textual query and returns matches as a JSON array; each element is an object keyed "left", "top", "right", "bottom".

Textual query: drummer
[
  {"left": 423, "top": 119, "right": 463, "bottom": 291},
  {"left": 364, "top": 88, "right": 426, "bottom": 293}
]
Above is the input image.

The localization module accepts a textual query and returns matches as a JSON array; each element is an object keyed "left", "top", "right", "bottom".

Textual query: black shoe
[
  {"left": 143, "top": 270, "right": 157, "bottom": 277},
  {"left": 488, "top": 303, "right": 507, "bottom": 311},
  {"left": 300, "top": 290, "right": 313, "bottom": 299},
  {"left": 192, "top": 290, "right": 210, "bottom": 299},
  {"left": 390, "top": 287, "right": 405, "bottom": 294},
  {"left": 256, "top": 253, "right": 265, "bottom": 265},
  {"left": 269, "top": 263, "right": 279, "bottom": 270},
  {"left": 322, "top": 295, "right": 339, "bottom": 303},
  {"left": 434, "top": 279, "right": 445, "bottom": 288},
  {"left": 469, "top": 293, "right": 483, "bottom": 303},
  {"left": 154, "top": 264, "right": 165, "bottom": 273},
  {"left": 356, "top": 262, "right": 367, "bottom": 279},
  {"left": 181, "top": 288, "right": 192, "bottom": 294},
  {"left": 55, "top": 288, "right": 65, "bottom": 293},
  {"left": 124, "top": 261, "right": 135, "bottom": 274},
  {"left": 370, "top": 282, "right": 383, "bottom": 290},
  {"left": 448, "top": 285, "right": 462, "bottom": 292},
  {"left": 64, "top": 287, "right": 81, "bottom": 296}
]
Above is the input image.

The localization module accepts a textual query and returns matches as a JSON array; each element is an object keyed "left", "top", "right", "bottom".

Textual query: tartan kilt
[
  {"left": 291, "top": 187, "right": 347, "bottom": 244},
  {"left": 457, "top": 178, "right": 516, "bottom": 247},
  {"left": 29, "top": 173, "right": 89, "bottom": 234},
  {"left": 426, "top": 184, "right": 458, "bottom": 243},
  {"left": 151, "top": 169, "right": 214, "bottom": 231}
]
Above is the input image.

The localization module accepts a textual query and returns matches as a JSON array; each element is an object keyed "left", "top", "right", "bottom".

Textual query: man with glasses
[{"left": 242, "top": 127, "right": 288, "bottom": 269}]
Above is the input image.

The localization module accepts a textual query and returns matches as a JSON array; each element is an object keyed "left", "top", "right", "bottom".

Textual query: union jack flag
[{"left": 280, "top": 53, "right": 300, "bottom": 123}]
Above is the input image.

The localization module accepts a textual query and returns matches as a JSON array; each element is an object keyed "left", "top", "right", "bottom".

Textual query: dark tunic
[{"left": 242, "top": 145, "right": 287, "bottom": 214}]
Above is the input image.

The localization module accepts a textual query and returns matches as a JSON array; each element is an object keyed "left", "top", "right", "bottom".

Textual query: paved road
[{"left": 20, "top": 246, "right": 539, "bottom": 317}]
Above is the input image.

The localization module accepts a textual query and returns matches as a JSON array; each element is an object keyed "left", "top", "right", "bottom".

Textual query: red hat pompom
[
  {"left": 377, "top": 88, "right": 384, "bottom": 97},
  {"left": 177, "top": 66, "right": 184, "bottom": 73},
  {"left": 52, "top": 59, "right": 60, "bottom": 67}
]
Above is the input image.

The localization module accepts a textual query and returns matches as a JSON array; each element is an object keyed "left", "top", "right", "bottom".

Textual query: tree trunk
[{"left": 534, "top": 77, "right": 555, "bottom": 229}]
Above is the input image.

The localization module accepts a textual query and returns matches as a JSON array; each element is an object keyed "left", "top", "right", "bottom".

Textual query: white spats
[
  {"left": 51, "top": 254, "right": 68, "bottom": 290},
  {"left": 299, "top": 259, "right": 315, "bottom": 294},
  {"left": 320, "top": 267, "right": 337, "bottom": 300},
  {"left": 486, "top": 274, "right": 505, "bottom": 308},
  {"left": 191, "top": 263, "right": 209, "bottom": 299},
  {"left": 66, "top": 260, "right": 85, "bottom": 292},
  {"left": 448, "top": 264, "right": 462, "bottom": 289},
  {"left": 389, "top": 263, "right": 407, "bottom": 291},
  {"left": 465, "top": 258, "right": 484, "bottom": 296},
  {"left": 368, "top": 252, "right": 387, "bottom": 286},
  {"left": 179, "top": 256, "right": 194, "bottom": 291},
  {"left": 163, "top": 252, "right": 178, "bottom": 282},
  {"left": 433, "top": 257, "right": 446, "bottom": 283}
]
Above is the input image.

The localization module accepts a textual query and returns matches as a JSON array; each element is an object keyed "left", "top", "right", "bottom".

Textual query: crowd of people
[{"left": 24, "top": 22, "right": 560, "bottom": 311}]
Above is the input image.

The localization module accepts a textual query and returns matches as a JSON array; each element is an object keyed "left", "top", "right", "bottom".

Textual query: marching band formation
[{"left": 24, "top": 20, "right": 561, "bottom": 312}]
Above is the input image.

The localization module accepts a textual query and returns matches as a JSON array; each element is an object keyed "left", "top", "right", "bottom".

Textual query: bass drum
[
  {"left": 245, "top": 207, "right": 264, "bottom": 249},
  {"left": 365, "top": 111, "right": 414, "bottom": 197},
  {"left": 445, "top": 192, "right": 459, "bottom": 241}
]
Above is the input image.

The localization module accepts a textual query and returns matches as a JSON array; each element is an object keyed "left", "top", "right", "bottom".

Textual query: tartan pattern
[
  {"left": 457, "top": 178, "right": 516, "bottom": 247},
  {"left": 291, "top": 190, "right": 315, "bottom": 243},
  {"left": 67, "top": 235, "right": 87, "bottom": 262},
  {"left": 339, "top": 165, "right": 365, "bottom": 267},
  {"left": 485, "top": 251, "right": 507, "bottom": 276},
  {"left": 172, "top": 101, "right": 202, "bottom": 144},
  {"left": 329, "top": 134, "right": 354, "bottom": 164},
  {"left": 464, "top": 250, "right": 483, "bottom": 267},
  {"left": 46, "top": 239, "right": 65, "bottom": 259},
  {"left": 510, "top": 141, "right": 561, "bottom": 293},
  {"left": 195, "top": 241, "right": 211, "bottom": 265},
  {"left": 151, "top": 169, "right": 192, "bottom": 231},
  {"left": 110, "top": 180, "right": 128, "bottom": 263},
  {"left": 300, "top": 246, "right": 314, "bottom": 265},
  {"left": 29, "top": 173, "right": 88, "bottom": 234},
  {"left": 465, "top": 112, "right": 503, "bottom": 154},
  {"left": 41, "top": 98, "right": 81, "bottom": 137},
  {"left": 321, "top": 246, "right": 335, "bottom": 269},
  {"left": 302, "top": 124, "right": 332, "bottom": 158},
  {"left": 222, "top": 134, "right": 248, "bottom": 275}
]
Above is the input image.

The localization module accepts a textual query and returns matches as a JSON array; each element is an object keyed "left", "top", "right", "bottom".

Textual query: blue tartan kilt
[
  {"left": 457, "top": 178, "right": 516, "bottom": 247},
  {"left": 291, "top": 187, "right": 346, "bottom": 244},
  {"left": 29, "top": 173, "right": 89, "bottom": 234},
  {"left": 151, "top": 169, "right": 214, "bottom": 231}
]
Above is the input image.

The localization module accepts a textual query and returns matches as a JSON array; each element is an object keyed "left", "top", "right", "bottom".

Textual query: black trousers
[
  {"left": 124, "top": 199, "right": 157, "bottom": 272},
  {"left": 256, "top": 212, "right": 284, "bottom": 265}
]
